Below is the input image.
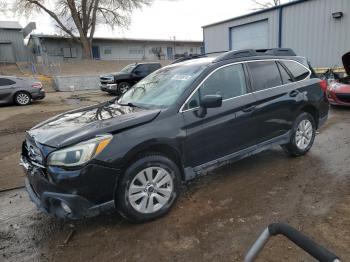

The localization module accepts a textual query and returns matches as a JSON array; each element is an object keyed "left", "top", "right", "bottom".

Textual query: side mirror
[
  {"left": 200, "top": 94, "right": 222, "bottom": 108},
  {"left": 196, "top": 94, "right": 222, "bottom": 117}
]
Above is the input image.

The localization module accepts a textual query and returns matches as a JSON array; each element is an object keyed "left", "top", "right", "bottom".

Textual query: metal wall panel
[
  {"left": 282, "top": 0, "right": 350, "bottom": 68},
  {"left": 0, "top": 29, "right": 27, "bottom": 61},
  {"left": 0, "top": 43, "right": 15, "bottom": 62},
  {"left": 203, "top": 9, "right": 279, "bottom": 53},
  {"left": 230, "top": 20, "right": 269, "bottom": 50},
  {"left": 203, "top": 0, "right": 350, "bottom": 68}
]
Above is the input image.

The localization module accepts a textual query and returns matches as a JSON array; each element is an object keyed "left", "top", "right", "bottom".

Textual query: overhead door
[
  {"left": 230, "top": 20, "right": 268, "bottom": 50},
  {"left": 0, "top": 43, "right": 15, "bottom": 62}
]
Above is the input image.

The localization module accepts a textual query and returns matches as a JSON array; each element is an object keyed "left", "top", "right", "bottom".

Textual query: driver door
[
  {"left": 132, "top": 64, "right": 150, "bottom": 84},
  {"left": 181, "top": 63, "right": 257, "bottom": 167}
]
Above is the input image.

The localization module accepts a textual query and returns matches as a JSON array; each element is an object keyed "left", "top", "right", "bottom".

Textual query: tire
[
  {"left": 117, "top": 82, "right": 130, "bottom": 96},
  {"left": 14, "top": 92, "right": 31, "bottom": 106},
  {"left": 282, "top": 112, "right": 316, "bottom": 157},
  {"left": 116, "top": 153, "right": 181, "bottom": 223}
]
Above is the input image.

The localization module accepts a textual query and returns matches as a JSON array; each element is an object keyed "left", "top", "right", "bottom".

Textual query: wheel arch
[
  {"left": 299, "top": 105, "right": 319, "bottom": 128},
  {"left": 120, "top": 140, "right": 185, "bottom": 181}
]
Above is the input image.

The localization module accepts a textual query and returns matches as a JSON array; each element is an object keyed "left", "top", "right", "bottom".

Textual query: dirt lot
[{"left": 0, "top": 95, "right": 349, "bottom": 261}]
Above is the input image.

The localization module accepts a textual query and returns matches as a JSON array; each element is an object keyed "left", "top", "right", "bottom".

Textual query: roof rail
[
  {"left": 170, "top": 50, "right": 229, "bottom": 64},
  {"left": 170, "top": 54, "right": 205, "bottom": 64},
  {"left": 213, "top": 48, "right": 297, "bottom": 63}
]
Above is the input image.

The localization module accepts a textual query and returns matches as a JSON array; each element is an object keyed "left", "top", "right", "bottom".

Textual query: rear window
[
  {"left": 0, "top": 78, "right": 15, "bottom": 86},
  {"left": 277, "top": 62, "right": 293, "bottom": 84},
  {"left": 247, "top": 61, "right": 282, "bottom": 91},
  {"left": 149, "top": 64, "right": 161, "bottom": 72},
  {"left": 282, "top": 60, "right": 310, "bottom": 81}
]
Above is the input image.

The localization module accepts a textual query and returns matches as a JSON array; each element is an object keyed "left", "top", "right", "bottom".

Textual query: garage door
[
  {"left": 230, "top": 20, "right": 268, "bottom": 50},
  {"left": 0, "top": 43, "right": 15, "bottom": 62}
]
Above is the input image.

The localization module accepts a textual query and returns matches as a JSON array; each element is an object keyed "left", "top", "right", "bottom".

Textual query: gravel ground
[{"left": 0, "top": 98, "right": 349, "bottom": 261}]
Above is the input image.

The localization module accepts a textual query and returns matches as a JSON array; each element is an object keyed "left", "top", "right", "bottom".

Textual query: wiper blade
[{"left": 118, "top": 102, "right": 142, "bottom": 108}]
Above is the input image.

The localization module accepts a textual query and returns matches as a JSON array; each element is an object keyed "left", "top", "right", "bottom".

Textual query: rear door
[
  {"left": 247, "top": 60, "right": 311, "bottom": 143},
  {"left": 0, "top": 78, "right": 16, "bottom": 103},
  {"left": 182, "top": 63, "right": 257, "bottom": 167}
]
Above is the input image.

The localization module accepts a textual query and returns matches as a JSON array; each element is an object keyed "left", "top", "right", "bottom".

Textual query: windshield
[
  {"left": 120, "top": 64, "right": 136, "bottom": 73},
  {"left": 118, "top": 61, "right": 209, "bottom": 108}
]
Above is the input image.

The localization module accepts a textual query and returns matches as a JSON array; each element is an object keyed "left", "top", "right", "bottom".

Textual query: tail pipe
[{"left": 244, "top": 223, "right": 340, "bottom": 262}]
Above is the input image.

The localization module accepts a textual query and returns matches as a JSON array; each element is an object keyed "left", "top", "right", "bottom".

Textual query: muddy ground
[{"left": 0, "top": 96, "right": 349, "bottom": 261}]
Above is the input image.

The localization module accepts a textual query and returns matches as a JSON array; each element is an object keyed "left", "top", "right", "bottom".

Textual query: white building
[
  {"left": 28, "top": 34, "right": 203, "bottom": 61},
  {"left": 203, "top": 0, "right": 350, "bottom": 68}
]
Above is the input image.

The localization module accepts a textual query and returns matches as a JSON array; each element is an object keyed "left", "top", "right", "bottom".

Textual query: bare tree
[
  {"left": 15, "top": 0, "right": 152, "bottom": 59},
  {"left": 251, "top": 0, "right": 293, "bottom": 10}
]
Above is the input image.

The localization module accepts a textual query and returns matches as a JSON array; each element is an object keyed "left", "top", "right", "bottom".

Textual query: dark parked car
[
  {"left": 0, "top": 76, "right": 45, "bottom": 106},
  {"left": 100, "top": 62, "right": 161, "bottom": 96},
  {"left": 21, "top": 48, "right": 329, "bottom": 223}
]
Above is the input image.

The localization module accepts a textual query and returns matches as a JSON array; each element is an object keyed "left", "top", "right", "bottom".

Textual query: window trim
[
  {"left": 276, "top": 61, "right": 294, "bottom": 84},
  {"left": 179, "top": 58, "right": 311, "bottom": 113}
]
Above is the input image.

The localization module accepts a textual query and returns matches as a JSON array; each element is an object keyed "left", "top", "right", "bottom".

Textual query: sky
[{"left": 1, "top": 0, "right": 289, "bottom": 41}]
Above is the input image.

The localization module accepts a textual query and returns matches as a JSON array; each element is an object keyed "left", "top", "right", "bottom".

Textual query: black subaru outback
[{"left": 21, "top": 49, "right": 329, "bottom": 223}]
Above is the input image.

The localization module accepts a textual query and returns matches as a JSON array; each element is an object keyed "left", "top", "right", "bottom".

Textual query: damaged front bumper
[{"left": 21, "top": 156, "right": 115, "bottom": 219}]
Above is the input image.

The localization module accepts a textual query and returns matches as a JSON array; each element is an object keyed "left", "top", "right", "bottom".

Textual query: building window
[
  {"left": 62, "top": 47, "right": 77, "bottom": 58},
  {"left": 190, "top": 47, "right": 194, "bottom": 53},
  {"left": 129, "top": 47, "right": 144, "bottom": 55},
  {"left": 104, "top": 46, "right": 112, "bottom": 55}
]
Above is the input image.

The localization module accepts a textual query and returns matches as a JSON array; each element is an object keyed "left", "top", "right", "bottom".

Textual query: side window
[
  {"left": 282, "top": 60, "right": 310, "bottom": 81},
  {"left": 184, "top": 63, "right": 247, "bottom": 110},
  {"left": 277, "top": 62, "right": 293, "bottom": 84},
  {"left": 0, "top": 78, "right": 15, "bottom": 86},
  {"left": 247, "top": 61, "right": 282, "bottom": 91},
  {"left": 134, "top": 64, "right": 149, "bottom": 75}
]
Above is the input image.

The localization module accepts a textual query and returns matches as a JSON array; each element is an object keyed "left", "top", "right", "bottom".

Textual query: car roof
[
  {"left": 171, "top": 48, "right": 307, "bottom": 67},
  {"left": 166, "top": 57, "right": 215, "bottom": 68},
  {"left": 137, "top": 62, "right": 161, "bottom": 65}
]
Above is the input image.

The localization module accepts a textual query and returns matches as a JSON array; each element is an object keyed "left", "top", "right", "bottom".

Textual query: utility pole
[{"left": 173, "top": 36, "right": 176, "bottom": 59}]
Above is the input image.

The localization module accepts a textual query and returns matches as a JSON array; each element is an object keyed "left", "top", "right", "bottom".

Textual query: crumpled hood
[{"left": 28, "top": 102, "right": 160, "bottom": 148}]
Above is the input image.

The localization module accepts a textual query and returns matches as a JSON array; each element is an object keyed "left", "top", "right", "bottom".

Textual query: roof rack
[
  {"left": 170, "top": 48, "right": 297, "bottom": 65},
  {"left": 170, "top": 51, "right": 229, "bottom": 64},
  {"left": 213, "top": 48, "right": 297, "bottom": 63}
]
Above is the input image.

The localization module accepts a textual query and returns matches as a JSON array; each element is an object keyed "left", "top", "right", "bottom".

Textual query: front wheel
[
  {"left": 117, "top": 82, "right": 130, "bottom": 96},
  {"left": 282, "top": 112, "right": 316, "bottom": 157},
  {"left": 116, "top": 154, "right": 181, "bottom": 223}
]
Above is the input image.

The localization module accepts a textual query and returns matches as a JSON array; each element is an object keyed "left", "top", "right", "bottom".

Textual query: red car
[{"left": 327, "top": 52, "right": 350, "bottom": 106}]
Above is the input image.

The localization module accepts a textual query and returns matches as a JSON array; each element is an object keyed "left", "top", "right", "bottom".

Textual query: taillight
[
  {"left": 31, "top": 82, "right": 42, "bottom": 89},
  {"left": 319, "top": 80, "right": 327, "bottom": 93}
]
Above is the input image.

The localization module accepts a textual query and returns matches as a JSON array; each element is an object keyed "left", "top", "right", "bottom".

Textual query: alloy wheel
[
  {"left": 16, "top": 93, "right": 30, "bottom": 105},
  {"left": 128, "top": 167, "right": 173, "bottom": 214},
  {"left": 295, "top": 119, "right": 313, "bottom": 150}
]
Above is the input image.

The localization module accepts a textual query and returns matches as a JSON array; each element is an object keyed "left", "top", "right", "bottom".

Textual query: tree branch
[{"left": 26, "top": 0, "right": 78, "bottom": 42}]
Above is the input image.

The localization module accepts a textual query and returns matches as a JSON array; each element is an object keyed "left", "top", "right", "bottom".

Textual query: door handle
[
  {"left": 289, "top": 90, "right": 300, "bottom": 97},
  {"left": 242, "top": 105, "right": 256, "bottom": 113}
]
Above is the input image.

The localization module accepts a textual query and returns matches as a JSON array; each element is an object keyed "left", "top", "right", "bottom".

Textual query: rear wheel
[
  {"left": 14, "top": 92, "right": 31, "bottom": 106},
  {"left": 116, "top": 154, "right": 181, "bottom": 223},
  {"left": 282, "top": 112, "right": 316, "bottom": 157}
]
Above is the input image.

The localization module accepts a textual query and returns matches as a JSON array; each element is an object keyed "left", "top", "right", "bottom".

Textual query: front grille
[
  {"left": 23, "top": 137, "right": 44, "bottom": 165},
  {"left": 100, "top": 76, "right": 114, "bottom": 84},
  {"left": 336, "top": 93, "right": 350, "bottom": 103}
]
